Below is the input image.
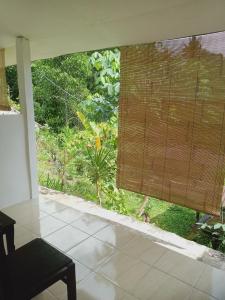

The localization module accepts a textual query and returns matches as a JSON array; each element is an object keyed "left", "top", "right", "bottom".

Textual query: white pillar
[{"left": 16, "top": 37, "right": 38, "bottom": 200}]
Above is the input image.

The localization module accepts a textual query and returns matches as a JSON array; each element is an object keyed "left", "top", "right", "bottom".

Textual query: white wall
[{"left": 0, "top": 114, "right": 30, "bottom": 209}]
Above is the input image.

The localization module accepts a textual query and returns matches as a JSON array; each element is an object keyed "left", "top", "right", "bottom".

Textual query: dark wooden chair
[{"left": 0, "top": 229, "right": 76, "bottom": 300}]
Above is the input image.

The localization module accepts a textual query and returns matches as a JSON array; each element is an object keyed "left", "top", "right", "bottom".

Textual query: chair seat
[{"left": 3, "top": 238, "right": 73, "bottom": 299}]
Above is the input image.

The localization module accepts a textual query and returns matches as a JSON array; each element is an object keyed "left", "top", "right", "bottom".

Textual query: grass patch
[
  {"left": 65, "top": 178, "right": 98, "bottom": 202},
  {"left": 149, "top": 199, "right": 196, "bottom": 237}
]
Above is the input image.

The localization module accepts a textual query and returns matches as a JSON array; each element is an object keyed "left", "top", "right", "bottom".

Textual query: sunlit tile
[
  {"left": 39, "top": 211, "right": 48, "bottom": 218},
  {"left": 44, "top": 225, "right": 89, "bottom": 252},
  {"left": 48, "top": 281, "right": 67, "bottom": 300},
  {"left": 121, "top": 294, "right": 138, "bottom": 300},
  {"left": 116, "top": 260, "right": 150, "bottom": 295},
  {"left": 94, "top": 224, "right": 138, "bottom": 249},
  {"left": 195, "top": 265, "right": 225, "bottom": 300},
  {"left": 77, "top": 273, "right": 125, "bottom": 300},
  {"left": 71, "top": 214, "right": 110, "bottom": 234},
  {"left": 52, "top": 207, "right": 83, "bottom": 223},
  {"left": 134, "top": 267, "right": 191, "bottom": 300},
  {"left": 73, "top": 260, "right": 92, "bottom": 283},
  {"left": 141, "top": 242, "right": 167, "bottom": 266},
  {"left": 154, "top": 249, "right": 205, "bottom": 286},
  {"left": 121, "top": 235, "right": 154, "bottom": 259},
  {"left": 39, "top": 200, "right": 66, "bottom": 214},
  {"left": 98, "top": 251, "right": 139, "bottom": 284},
  {"left": 185, "top": 289, "right": 215, "bottom": 300},
  {"left": 32, "top": 290, "right": 55, "bottom": 300},
  {"left": 68, "top": 236, "right": 115, "bottom": 270}
]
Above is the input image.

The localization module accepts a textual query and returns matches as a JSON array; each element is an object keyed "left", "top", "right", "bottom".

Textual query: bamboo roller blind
[
  {"left": 0, "top": 48, "right": 10, "bottom": 111},
  {"left": 117, "top": 32, "right": 225, "bottom": 216}
]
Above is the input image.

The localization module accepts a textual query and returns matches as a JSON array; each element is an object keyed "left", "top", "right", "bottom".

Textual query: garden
[{"left": 6, "top": 48, "right": 225, "bottom": 253}]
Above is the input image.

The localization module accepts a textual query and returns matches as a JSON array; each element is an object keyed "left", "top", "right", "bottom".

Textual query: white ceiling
[{"left": 1, "top": 0, "right": 225, "bottom": 65}]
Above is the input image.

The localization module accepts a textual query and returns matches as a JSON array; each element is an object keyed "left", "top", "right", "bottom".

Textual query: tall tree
[{"left": 32, "top": 53, "right": 91, "bottom": 131}]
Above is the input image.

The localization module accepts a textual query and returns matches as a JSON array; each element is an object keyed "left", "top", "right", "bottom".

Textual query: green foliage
[
  {"left": 199, "top": 223, "right": 225, "bottom": 250},
  {"left": 37, "top": 110, "right": 117, "bottom": 202},
  {"left": 150, "top": 201, "right": 196, "bottom": 237},
  {"left": 86, "top": 147, "right": 112, "bottom": 184},
  {"left": 32, "top": 53, "right": 91, "bottom": 131},
  {"left": 103, "top": 184, "right": 128, "bottom": 215},
  {"left": 89, "top": 49, "right": 120, "bottom": 101},
  {"left": 6, "top": 49, "right": 120, "bottom": 129},
  {"left": 143, "top": 200, "right": 152, "bottom": 215},
  {"left": 37, "top": 126, "right": 78, "bottom": 190},
  {"left": 76, "top": 111, "right": 116, "bottom": 204},
  {"left": 85, "top": 147, "right": 112, "bottom": 204},
  {"left": 79, "top": 49, "right": 120, "bottom": 122},
  {"left": 33, "top": 49, "right": 120, "bottom": 129},
  {"left": 5, "top": 65, "right": 19, "bottom": 102},
  {"left": 9, "top": 99, "right": 21, "bottom": 111},
  {"left": 39, "top": 174, "right": 64, "bottom": 191}
]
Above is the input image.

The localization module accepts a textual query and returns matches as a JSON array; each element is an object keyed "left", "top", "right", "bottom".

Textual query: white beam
[{"left": 16, "top": 36, "right": 38, "bottom": 200}]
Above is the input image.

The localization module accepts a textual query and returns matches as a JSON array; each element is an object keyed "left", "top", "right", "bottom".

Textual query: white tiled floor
[{"left": 2, "top": 197, "right": 225, "bottom": 300}]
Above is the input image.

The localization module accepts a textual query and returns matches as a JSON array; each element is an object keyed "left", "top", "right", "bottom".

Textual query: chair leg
[
  {"left": 0, "top": 231, "right": 6, "bottom": 257},
  {"left": 6, "top": 226, "right": 15, "bottom": 254},
  {"left": 66, "top": 264, "right": 76, "bottom": 300}
]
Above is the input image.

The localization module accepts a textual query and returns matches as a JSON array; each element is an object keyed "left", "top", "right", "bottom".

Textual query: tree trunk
[
  {"left": 96, "top": 181, "right": 102, "bottom": 206},
  {"left": 138, "top": 195, "right": 149, "bottom": 217},
  {"left": 61, "top": 149, "right": 67, "bottom": 191},
  {"left": 196, "top": 211, "right": 200, "bottom": 222}
]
